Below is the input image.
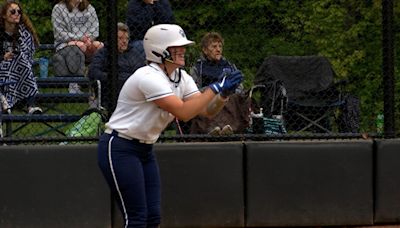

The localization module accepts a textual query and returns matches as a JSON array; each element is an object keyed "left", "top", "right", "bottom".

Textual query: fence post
[
  {"left": 106, "top": 0, "right": 118, "bottom": 116},
  {"left": 382, "top": 0, "right": 395, "bottom": 138}
]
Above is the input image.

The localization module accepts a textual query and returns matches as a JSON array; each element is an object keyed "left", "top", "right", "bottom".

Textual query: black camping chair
[{"left": 254, "top": 55, "right": 345, "bottom": 133}]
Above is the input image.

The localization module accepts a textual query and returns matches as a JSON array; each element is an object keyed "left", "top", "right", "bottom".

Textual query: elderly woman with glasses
[
  {"left": 188, "top": 32, "right": 249, "bottom": 135},
  {"left": 0, "top": 0, "right": 42, "bottom": 114}
]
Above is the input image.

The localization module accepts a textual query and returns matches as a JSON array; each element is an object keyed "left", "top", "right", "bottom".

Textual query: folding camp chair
[{"left": 254, "top": 55, "right": 345, "bottom": 133}]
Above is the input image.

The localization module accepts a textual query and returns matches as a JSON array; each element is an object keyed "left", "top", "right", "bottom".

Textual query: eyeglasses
[{"left": 9, "top": 9, "right": 22, "bottom": 15}]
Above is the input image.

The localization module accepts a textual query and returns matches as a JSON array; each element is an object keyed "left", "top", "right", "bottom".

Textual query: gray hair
[{"left": 117, "top": 22, "right": 130, "bottom": 37}]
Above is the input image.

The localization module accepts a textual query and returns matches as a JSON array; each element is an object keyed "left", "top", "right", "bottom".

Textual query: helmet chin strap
[
  {"left": 164, "top": 58, "right": 175, "bottom": 64},
  {"left": 152, "top": 50, "right": 183, "bottom": 66},
  {"left": 151, "top": 50, "right": 173, "bottom": 63},
  {"left": 152, "top": 50, "right": 183, "bottom": 85},
  {"left": 162, "top": 55, "right": 185, "bottom": 69},
  {"left": 162, "top": 64, "right": 182, "bottom": 87}
]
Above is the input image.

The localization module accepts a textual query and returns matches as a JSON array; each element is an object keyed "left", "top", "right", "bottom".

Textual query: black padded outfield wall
[
  {"left": 374, "top": 139, "right": 400, "bottom": 223},
  {"left": 156, "top": 143, "right": 245, "bottom": 227},
  {"left": 1, "top": 140, "right": 400, "bottom": 227},
  {"left": 112, "top": 143, "right": 245, "bottom": 228},
  {"left": 245, "top": 140, "right": 374, "bottom": 227},
  {"left": 0, "top": 145, "right": 111, "bottom": 228}
]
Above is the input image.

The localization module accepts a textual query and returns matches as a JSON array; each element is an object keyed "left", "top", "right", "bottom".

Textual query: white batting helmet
[{"left": 143, "top": 24, "right": 194, "bottom": 63}]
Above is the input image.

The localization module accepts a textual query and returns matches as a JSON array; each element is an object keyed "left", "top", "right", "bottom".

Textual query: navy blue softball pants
[{"left": 97, "top": 132, "right": 161, "bottom": 228}]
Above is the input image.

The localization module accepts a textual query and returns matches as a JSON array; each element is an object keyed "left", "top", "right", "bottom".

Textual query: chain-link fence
[{"left": 0, "top": 0, "right": 398, "bottom": 144}]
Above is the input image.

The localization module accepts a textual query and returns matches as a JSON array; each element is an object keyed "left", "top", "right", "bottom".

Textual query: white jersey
[{"left": 106, "top": 63, "right": 199, "bottom": 143}]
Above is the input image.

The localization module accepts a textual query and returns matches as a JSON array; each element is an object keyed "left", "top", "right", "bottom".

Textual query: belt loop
[{"left": 111, "top": 130, "right": 119, "bottom": 137}]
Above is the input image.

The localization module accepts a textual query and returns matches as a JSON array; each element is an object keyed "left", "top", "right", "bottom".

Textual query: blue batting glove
[
  {"left": 209, "top": 70, "right": 243, "bottom": 96},
  {"left": 218, "top": 68, "right": 233, "bottom": 80},
  {"left": 220, "top": 68, "right": 240, "bottom": 97}
]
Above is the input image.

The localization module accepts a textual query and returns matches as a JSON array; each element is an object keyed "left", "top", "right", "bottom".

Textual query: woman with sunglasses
[{"left": 0, "top": 0, "right": 42, "bottom": 114}]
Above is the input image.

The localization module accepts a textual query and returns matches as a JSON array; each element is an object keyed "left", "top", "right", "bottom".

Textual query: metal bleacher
[{"left": 0, "top": 45, "right": 102, "bottom": 138}]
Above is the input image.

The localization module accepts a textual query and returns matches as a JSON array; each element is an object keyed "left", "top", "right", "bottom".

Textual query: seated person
[
  {"left": 52, "top": 0, "right": 104, "bottom": 93},
  {"left": 88, "top": 22, "right": 145, "bottom": 113},
  {"left": 52, "top": 0, "right": 104, "bottom": 61},
  {"left": 0, "top": 0, "right": 42, "bottom": 114},
  {"left": 189, "top": 32, "right": 249, "bottom": 135}
]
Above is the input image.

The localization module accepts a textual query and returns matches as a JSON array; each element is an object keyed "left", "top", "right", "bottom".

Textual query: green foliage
[{"left": 18, "top": 0, "right": 53, "bottom": 44}]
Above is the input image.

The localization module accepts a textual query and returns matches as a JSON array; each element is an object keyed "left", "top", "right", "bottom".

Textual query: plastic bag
[{"left": 65, "top": 110, "right": 104, "bottom": 137}]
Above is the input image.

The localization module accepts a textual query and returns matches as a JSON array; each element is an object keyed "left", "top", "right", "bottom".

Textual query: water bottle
[
  {"left": 251, "top": 108, "right": 264, "bottom": 134},
  {"left": 39, "top": 57, "right": 49, "bottom": 78},
  {"left": 376, "top": 113, "right": 384, "bottom": 136},
  {"left": 1, "top": 94, "right": 10, "bottom": 113}
]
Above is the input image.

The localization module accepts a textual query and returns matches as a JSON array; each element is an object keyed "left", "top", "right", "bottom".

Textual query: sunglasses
[{"left": 9, "top": 9, "right": 22, "bottom": 15}]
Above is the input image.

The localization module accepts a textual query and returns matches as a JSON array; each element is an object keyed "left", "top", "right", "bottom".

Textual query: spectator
[
  {"left": 0, "top": 0, "right": 42, "bottom": 114},
  {"left": 88, "top": 22, "right": 145, "bottom": 111},
  {"left": 52, "top": 0, "right": 103, "bottom": 60},
  {"left": 126, "top": 0, "right": 174, "bottom": 55},
  {"left": 189, "top": 32, "right": 249, "bottom": 135},
  {"left": 52, "top": 0, "right": 104, "bottom": 93}
]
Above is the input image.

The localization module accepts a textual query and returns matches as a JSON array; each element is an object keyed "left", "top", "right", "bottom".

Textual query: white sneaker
[
  {"left": 208, "top": 126, "right": 221, "bottom": 136},
  {"left": 69, "top": 83, "right": 83, "bottom": 94},
  {"left": 221, "top": 125, "right": 234, "bottom": 135},
  {"left": 28, "top": 106, "right": 42, "bottom": 114}
]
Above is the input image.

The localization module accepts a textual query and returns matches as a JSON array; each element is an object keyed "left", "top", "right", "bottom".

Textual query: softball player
[{"left": 97, "top": 24, "right": 243, "bottom": 227}]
